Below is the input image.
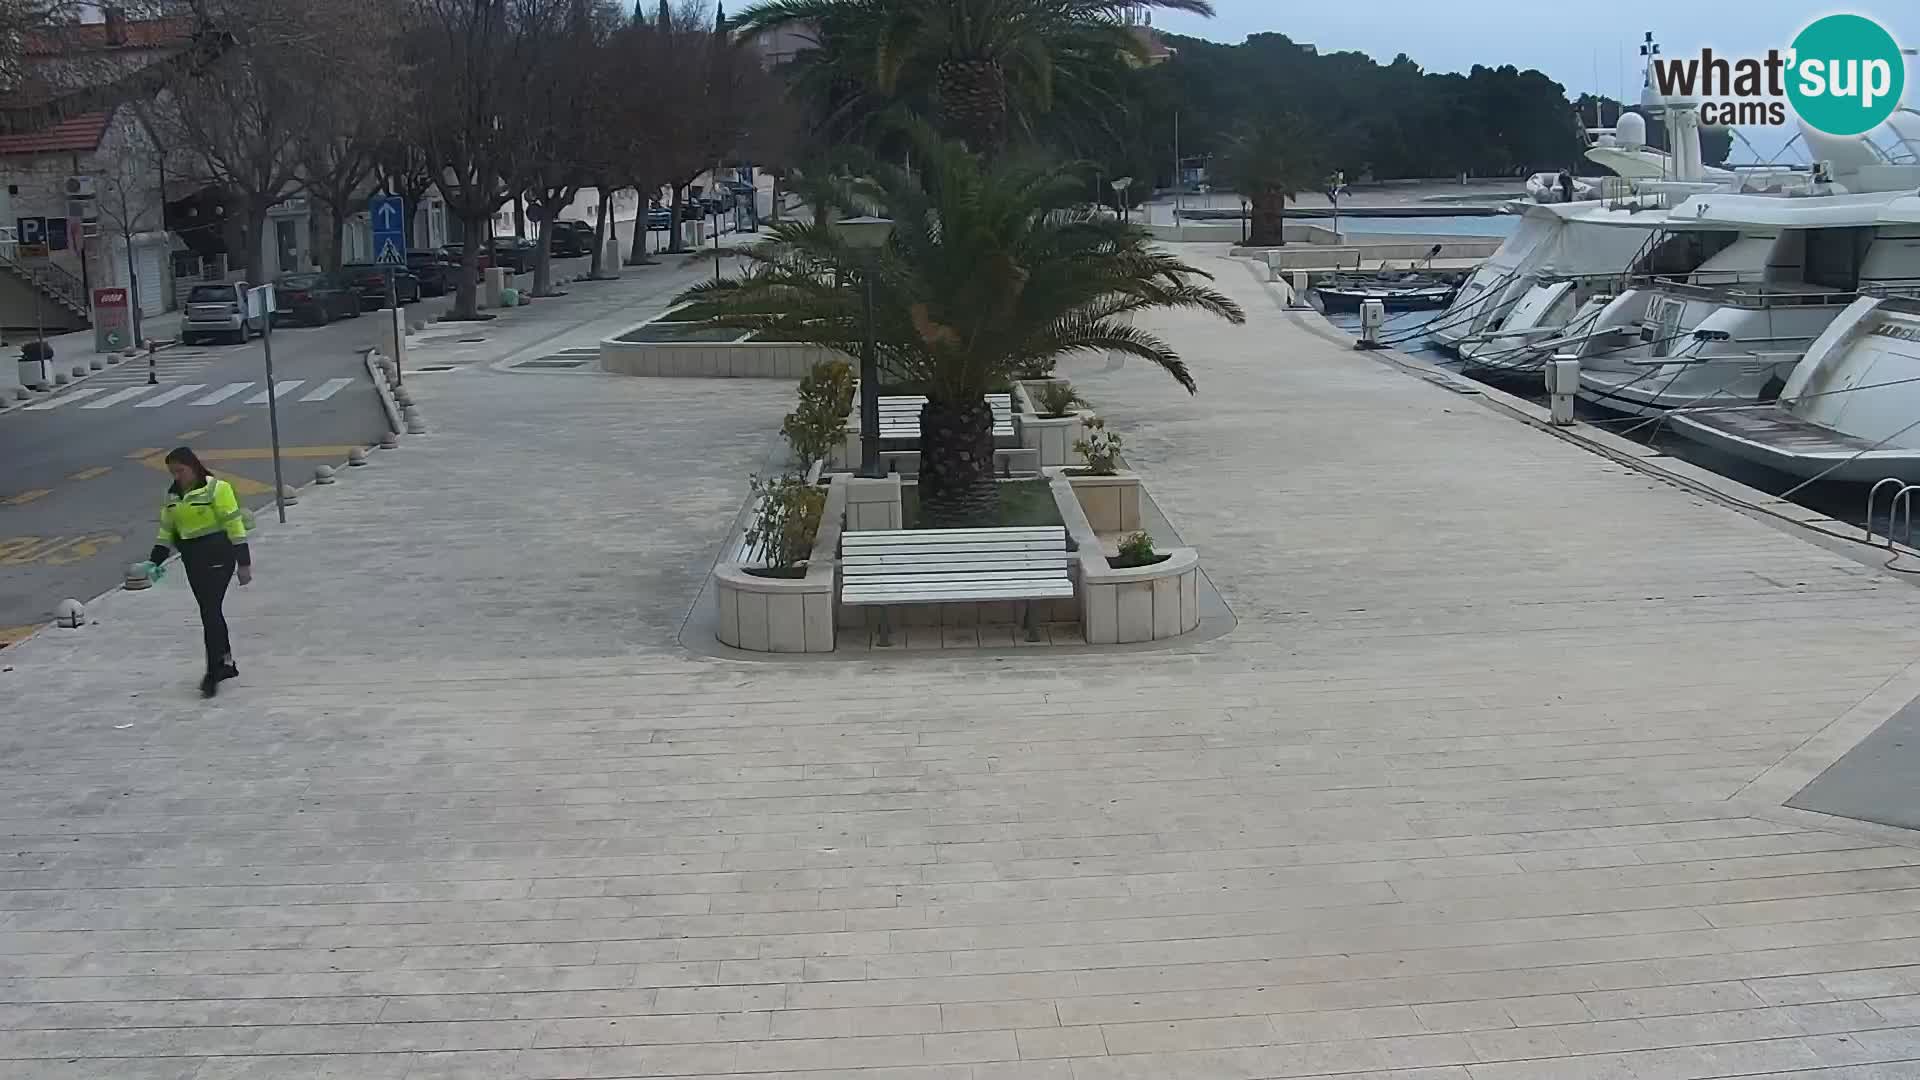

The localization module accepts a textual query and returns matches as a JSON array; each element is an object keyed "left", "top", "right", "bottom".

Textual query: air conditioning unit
[{"left": 64, "top": 175, "right": 96, "bottom": 198}]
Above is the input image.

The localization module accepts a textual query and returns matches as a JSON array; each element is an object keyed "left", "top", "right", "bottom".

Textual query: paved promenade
[{"left": 5, "top": 249, "right": 1920, "bottom": 1079}]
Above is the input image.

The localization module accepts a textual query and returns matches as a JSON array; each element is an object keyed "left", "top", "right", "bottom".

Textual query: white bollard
[
  {"left": 1545, "top": 355, "right": 1580, "bottom": 426},
  {"left": 1290, "top": 270, "right": 1311, "bottom": 310},
  {"left": 1355, "top": 299, "right": 1386, "bottom": 350},
  {"left": 54, "top": 599, "right": 84, "bottom": 628}
]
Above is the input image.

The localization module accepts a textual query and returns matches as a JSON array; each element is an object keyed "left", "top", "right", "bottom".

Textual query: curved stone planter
[
  {"left": 1080, "top": 548, "right": 1202, "bottom": 644},
  {"left": 1050, "top": 474, "right": 1203, "bottom": 645},
  {"left": 714, "top": 477, "right": 845, "bottom": 653},
  {"left": 714, "top": 563, "right": 836, "bottom": 653}
]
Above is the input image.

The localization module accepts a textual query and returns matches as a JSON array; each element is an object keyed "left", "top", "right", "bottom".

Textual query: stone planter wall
[
  {"left": 1049, "top": 474, "right": 1202, "bottom": 645},
  {"left": 714, "top": 478, "right": 846, "bottom": 654},
  {"left": 1014, "top": 381, "right": 1087, "bottom": 468},
  {"left": 602, "top": 338, "right": 847, "bottom": 379},
  {"left": 1063, "top": 470, "right": 1142, "bottom": 534},
  {"left": 844, "top": 475, "right": 903, "bottom": 532}
]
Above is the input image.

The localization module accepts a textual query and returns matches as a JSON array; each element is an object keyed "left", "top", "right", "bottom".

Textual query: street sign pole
[
  {"left": 250, "top": 285, "right": 287, "bottom": 524},
  {"left": 370, "top": 193, "right": 409, "bottom": 387},
  {"left": 387, "top": 268, "right": 402, "bottom": 388}
]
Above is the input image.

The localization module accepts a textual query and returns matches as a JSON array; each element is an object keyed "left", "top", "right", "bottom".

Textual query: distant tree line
[{"left": 1087, "top": 32, "right": 1733, "bottom": 196}]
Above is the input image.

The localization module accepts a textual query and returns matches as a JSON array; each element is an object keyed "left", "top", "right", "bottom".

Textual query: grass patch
[
  {"left": 902, "top": 478, "right": 1062, "bottom": 530},
  {"left": 615, "top": 323, "right": 747, "bottom": 343}
]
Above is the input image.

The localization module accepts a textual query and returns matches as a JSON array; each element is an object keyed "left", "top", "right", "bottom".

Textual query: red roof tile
[{"left": 0, "top": 112, "right": 113, "bottom": 156}]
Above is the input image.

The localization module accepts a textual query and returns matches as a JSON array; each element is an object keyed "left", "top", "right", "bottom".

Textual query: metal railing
[{"left": 0, "top": 227, "right": 90, "bottom": 316}]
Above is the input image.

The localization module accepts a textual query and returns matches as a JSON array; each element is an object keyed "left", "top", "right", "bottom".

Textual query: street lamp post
[{"left": 834, "top": 215, "right": 893, "bottom": 478}]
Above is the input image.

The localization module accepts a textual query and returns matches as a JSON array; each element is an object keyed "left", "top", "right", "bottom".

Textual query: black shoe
[
  {"left": 217, "top": 663, "right": 240, "bottom": 682},
  {"left": 200, "top": 673, "right": 219, "bottom": 698}
]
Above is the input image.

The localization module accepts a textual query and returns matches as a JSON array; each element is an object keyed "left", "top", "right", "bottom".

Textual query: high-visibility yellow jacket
[{"left": 156, "top": 477, "right": 249, "bottom": 547}]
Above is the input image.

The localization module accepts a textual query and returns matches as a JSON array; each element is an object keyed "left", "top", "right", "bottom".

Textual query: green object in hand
[{"left": 141, "top": 561, "right": 165, "bottom": 584}]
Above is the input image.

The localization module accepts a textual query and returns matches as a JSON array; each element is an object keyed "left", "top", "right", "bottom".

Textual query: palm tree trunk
[
  {"left": 1249, "top": 191, "right": 1286, "bottom": 247},
  {"left": 936, "top": 58, "right": 1009, "bottom": 154},
  {"left": 918, "top": 395, "right": 999, "bottom": 528}
]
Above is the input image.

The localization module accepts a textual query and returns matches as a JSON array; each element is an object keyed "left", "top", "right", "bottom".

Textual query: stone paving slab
[{"left": 3, "top": 250, "right": 1920, "bottom": 1078}]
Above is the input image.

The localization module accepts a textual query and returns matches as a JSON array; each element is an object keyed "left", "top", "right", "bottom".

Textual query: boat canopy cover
[{"left": 1513, "top": 214, "right": 1654, "bottom": 280}]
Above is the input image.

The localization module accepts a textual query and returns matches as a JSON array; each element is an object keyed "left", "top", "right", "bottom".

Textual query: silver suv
[{"left": 180, "top": 282, "right": 266, "bottom": 345}]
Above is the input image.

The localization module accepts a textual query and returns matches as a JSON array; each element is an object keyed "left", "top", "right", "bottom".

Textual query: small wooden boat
[{"left": 1313, "top": 271, "right": 1459, "bottom": 312}]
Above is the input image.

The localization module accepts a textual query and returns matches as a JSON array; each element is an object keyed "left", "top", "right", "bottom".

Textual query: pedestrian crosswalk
[{"left": 23, "top": 378, "right": 357, "bottom": 412}]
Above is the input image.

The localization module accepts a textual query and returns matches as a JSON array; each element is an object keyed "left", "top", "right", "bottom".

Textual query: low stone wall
[
  {"left": 1050, "top": 474, "right": 1202, "bottom": 645},
  {"left": 714, "top": 478, "right": 845, "bottom": 654},
  {"left": 602, "top": 338, "right": 846, "bottom": 379},
  {"left": 1014, "top": 380, "right": 1086, "bottom": 468}
]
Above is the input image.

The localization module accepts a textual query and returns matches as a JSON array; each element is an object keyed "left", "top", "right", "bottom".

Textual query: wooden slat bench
[
  {"left": 876, "top": 394, "right": 1016, "bottom": 443},
  {"left": 841, "top": 526, "right": 1073, "bottom": 644}
]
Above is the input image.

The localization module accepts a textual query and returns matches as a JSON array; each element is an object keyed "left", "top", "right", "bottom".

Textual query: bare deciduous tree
[
  {"left": 153, "top": 0, "right": 392, "bottom": 282},
  {"left": 404, "top": 0, "right": 570, "bottom": 320}
]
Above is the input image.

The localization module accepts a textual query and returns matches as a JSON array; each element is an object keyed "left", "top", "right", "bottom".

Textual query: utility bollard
[{"left": 1545, "top": 354, "right": 1580, "bottom": 426}]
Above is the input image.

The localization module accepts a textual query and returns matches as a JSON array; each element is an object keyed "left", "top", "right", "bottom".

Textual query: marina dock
[{"left": 6, "top": 250, "right": 1920, "bottom": 1078}]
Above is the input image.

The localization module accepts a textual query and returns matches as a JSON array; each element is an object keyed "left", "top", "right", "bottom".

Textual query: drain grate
[
  {"left": 514, "top": 358, "right": 588, "bottom": 369},
  {"left": 410, "top": 364, "right": 459, "bottom": 372},
  {"left": 457, "top": 336, "right": 487, "bottom": 343}
]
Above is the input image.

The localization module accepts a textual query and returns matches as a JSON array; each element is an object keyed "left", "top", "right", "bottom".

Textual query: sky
[{"left": 1149, "top": 1, "right": 1919, "bottom": 162}]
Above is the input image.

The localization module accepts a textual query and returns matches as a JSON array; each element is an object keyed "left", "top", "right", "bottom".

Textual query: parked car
[
  {"left": 489, "top": 237, "right": 537, "bottom": 273},
  {"left": 180, "top": 282, "right": 267, "bottom": 345},
  {"left": 547, "top": 220, "right": 594, "bottom": 258},
  {"left": 270, "top": 272, "right": 360, "bottom": 326},
  {"left": 646, "top": 206, "right": 673, "bottom": 231},
  {"left": 438, "top": 243, "right": 492, "bottom": 271},
  {"left": 338, "top": 263, "right": 422, "bottom": 309},
  {"left": 405, "top": 251, "right": 454, "bottom": 297}
]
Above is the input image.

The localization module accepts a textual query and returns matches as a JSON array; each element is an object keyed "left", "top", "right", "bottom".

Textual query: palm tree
[
  {"left": 737, "top": 0, "right": 1216, "bottom": 154},
  {"left": 674, "top": 134, "right": 1245, "bottom": 526},
  {"left": 1216, "top": 113, "right": 1323, "bottom": 247}
]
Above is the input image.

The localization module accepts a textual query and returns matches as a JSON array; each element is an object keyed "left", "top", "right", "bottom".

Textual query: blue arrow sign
[{"left": 370, "top": 194, "right": 407, "bottom": 266}]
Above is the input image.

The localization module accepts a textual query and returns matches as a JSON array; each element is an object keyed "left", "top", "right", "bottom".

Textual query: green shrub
[
  {"left": 1117, "top": 531, "right": 1155, "bottom": 562},
  {"left": 1032, "top": 380, "right": 1082, "bottom": 418},
  {"left": 781, "top": 359, "right": 856, "bottom": 466},
  {"left": 745, "top": 473, "right": 828, "bottom": 572},
  {"left": 1072, "top": 416, "right": 1123, "bottom": 475}
]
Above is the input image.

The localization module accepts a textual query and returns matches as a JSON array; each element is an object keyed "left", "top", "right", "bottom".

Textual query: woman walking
[{"left": 146, "top": 447, "right": 252, "bottom": 698}]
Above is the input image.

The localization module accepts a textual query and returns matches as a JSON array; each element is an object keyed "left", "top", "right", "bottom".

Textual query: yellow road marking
[
  {"left": 3, "top": 489, "right": 51, "bottom": 506},
  {"left": 192, "top": 446, "right": 361, "bottom": 462},
  {"left": 127, "top": 447, "right": 163, "bottom": 460},
  {"left": 0, "top": 625, "right": 37, "bottom": 646},
  {"left": 216, "top": 414, "right": 246, "bottom": 426},
  {"left": 70, "top": 466, "right": 111, "bottom": 481},
  {"left": 0, "top": 534, "right": 122, "bottom": 566},
  {"left": 176, "top": 429, "right": 206, "bottom": 440}
]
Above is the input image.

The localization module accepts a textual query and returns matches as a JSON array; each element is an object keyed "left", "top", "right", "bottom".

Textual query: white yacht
[
  {"left": 1668, "top": 197, "right": 1920, "bottom": 483},
  {"left": 1569, "top": 190, "right": 1920, "bottom": 416}
]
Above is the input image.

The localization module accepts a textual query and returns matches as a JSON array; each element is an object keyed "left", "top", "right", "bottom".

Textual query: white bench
[
  {"left": 841, "top": 526, "right": 1073, "bottom": 644},
  {"left": 876, "top": 394, "right": 1015, "bottom": 443}
]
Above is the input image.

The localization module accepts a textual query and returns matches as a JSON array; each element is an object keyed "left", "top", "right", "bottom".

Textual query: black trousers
[{"left": 179, "top": 537, "right": 235, "bottom": 674}]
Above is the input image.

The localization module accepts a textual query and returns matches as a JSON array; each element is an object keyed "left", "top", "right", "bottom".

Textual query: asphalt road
[{"left": 0, "top": 301, "right": 433, "bottom": 641}]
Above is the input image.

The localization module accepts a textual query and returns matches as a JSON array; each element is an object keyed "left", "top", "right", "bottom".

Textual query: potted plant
[
  {"left": 16, "top": 339, "right": 54, "bottom": 388},
  {"left": 743, "top": 473, "right": 827, "bottom": 579},
  {"left": 1031, "top": 380, "right": 1082, "bottom": 420},
  {"left": 781, "top": 358, "right": 856, "bottom": 471},
  {"left": 1069, "top": 416, "right": 1122, "bottom": 475},
  {"left": 1109, "top": 530, "right": 1169, "bottom": 569}
]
